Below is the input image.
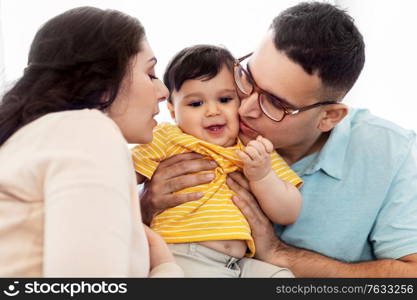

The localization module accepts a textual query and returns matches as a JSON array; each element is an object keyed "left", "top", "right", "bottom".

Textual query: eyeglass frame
[{"left": 234, "top": 52, "right": 339, "bottom": 122}]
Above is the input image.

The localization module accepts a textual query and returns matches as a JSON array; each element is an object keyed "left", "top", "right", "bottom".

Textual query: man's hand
[
  {"left": 140, "top": 152, "right": 216, "bottom": 225},
  {"left": 226, "top": 171, "right": 287, "bottom": 266},
  {"left": 227, "top": 172, "right": 417, "bottom": 277}
]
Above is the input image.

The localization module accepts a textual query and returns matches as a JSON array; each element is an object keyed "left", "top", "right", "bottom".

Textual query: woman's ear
[
  {"left": 318, "top": 104, "right": 348, "bottom": 132},
  {"left": 167, "top": 101, "right": 176, "bottom": 121}
]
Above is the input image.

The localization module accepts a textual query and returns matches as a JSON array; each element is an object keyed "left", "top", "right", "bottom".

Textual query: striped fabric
[{"left": 132, "top": 123, "right": 302, "bottom": 257}]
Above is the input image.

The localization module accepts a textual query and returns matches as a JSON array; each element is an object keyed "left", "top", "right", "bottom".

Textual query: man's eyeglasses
[{"left": 233, "top": 53, "right": 339, "bottom": 122}]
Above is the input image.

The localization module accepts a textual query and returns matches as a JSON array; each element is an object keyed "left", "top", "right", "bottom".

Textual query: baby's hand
[{"left": 237, "top": 136, "right": 274, "bottom": 181}]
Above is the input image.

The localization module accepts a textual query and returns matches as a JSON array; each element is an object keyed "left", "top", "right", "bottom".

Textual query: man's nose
[{"left": 238, "top": 92, "right": 262, "bottom": 119}]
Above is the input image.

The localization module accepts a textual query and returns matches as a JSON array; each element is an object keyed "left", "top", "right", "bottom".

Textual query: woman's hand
[
  {"left": 140, "top": 152, "right": 216, "bottom": 225},
  {"left": 144, "top": 225, "right": 175, "bottom": 269},
  {"left": 227, "top": 171, "right": 285, "bottom": 265}
]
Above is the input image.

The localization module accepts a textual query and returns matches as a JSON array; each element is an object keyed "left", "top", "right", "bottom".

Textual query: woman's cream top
[{"left": 0, "top": 109, "right": 182, "bottom": 277}]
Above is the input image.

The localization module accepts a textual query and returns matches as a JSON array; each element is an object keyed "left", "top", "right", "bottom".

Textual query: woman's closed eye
[{"left": 148, "top": 74, "right": 158, "bottom": 80}]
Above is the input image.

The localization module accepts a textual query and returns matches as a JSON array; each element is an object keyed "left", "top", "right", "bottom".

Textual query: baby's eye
[
  {"left": 188, "top": 101, "right": 203, "bottom": 107},
  {"left": 219, "top": 97, "right": 233, "bottom": 103}
]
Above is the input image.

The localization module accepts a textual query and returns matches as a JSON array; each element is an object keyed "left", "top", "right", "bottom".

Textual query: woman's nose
[{"left": 156, "top": 79, "right": 169, "bottom": 102}]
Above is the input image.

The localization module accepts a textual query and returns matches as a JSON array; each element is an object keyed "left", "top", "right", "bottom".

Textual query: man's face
[{"left": 238, "top": 30, "right": 328, "bottom": 157}]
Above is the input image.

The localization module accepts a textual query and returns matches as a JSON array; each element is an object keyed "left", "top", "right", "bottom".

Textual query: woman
[{"left": 0, "top": 6, "right": 182, "bottom": 277}]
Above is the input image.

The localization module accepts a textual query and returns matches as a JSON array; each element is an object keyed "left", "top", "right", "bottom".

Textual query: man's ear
[
  {"left": 167, "top": 101, "right": 176, "bottom": 120},
  {"left": 318, "top": 104, "right": 348, "bottom": 132}
]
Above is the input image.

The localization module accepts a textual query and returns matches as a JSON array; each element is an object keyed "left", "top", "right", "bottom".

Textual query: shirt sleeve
[
  {"left": 370, "top": 135, "right": 417, "bottom": 259},
  {"left": 131, "top": 126, "right": 168, "bottom": 179},
  {"left": 271, "top": 151, "right": 303, "bottom": 188},
  {"left": 42, "top": 113, "right": 140, "bottom": 277}
]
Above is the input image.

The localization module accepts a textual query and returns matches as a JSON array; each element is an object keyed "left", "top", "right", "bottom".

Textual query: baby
[{"left": 132, "top": 45, "right": 302, "bottom": 277}]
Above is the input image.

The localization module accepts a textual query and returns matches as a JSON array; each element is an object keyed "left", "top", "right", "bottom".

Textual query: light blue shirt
[{"left": 275, "top": 108, "right": 417, "bottom": 262}]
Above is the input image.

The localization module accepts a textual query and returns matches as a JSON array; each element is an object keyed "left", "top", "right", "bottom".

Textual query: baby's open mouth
[{"left": 205, "top": 124, "right": 225, "bottom": 134}]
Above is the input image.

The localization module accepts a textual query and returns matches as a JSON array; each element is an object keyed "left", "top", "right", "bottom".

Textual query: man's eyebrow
[{"left": 247, "top": 63, "right": 297, "bottom": 109}]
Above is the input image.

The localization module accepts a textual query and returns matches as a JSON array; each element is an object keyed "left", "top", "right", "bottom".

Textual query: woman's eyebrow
[{"left": 148, "top": 57, "right": 157, "bottom": 66}]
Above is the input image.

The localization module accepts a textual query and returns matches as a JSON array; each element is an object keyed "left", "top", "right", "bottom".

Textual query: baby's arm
[{"left": 236, "top": 136, "right": 302, "bottom": 225}]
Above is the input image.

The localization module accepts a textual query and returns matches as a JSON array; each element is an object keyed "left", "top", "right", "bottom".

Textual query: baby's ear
[{"left": 167, "top": 101, "right": 176, "bottom": 120}]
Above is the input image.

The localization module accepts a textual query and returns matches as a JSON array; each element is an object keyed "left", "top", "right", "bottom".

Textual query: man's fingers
[
  {"left": 226, "top": 175, "right": 242, "bottom": 194},
  {"left": 233, "top": 193, "right": 263, "bottom": 221},
  {"left": 232, "top": 195, "right": 258, "bottom": 224},
  {"left": 160, "top": 158, "right": 217, "bottom": 180},
  {"left": 152, "top": 191, "right": 204, "bottom": 212},
  {"left": 165, "top": 173, "right": 215, "bottom": 194},
  {"left": 158, "top": 152, "right": 207, "bottom": 169},
  {"left": 227, "top": 175, "right": 254, "bottom": 204},
  {"left": 228, "top": 171, "right": 251, "bottom": 191},
  {"left": 169, "top": 191, "right": 204, "bottom": 207},
  {"left": 227, "top": 175, "right": 268, "bottom": 223}
]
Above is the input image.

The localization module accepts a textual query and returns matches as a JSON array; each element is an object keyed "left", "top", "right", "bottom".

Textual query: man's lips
[{"left": 239, "top": 120, "right": 257, "bottom": 135}]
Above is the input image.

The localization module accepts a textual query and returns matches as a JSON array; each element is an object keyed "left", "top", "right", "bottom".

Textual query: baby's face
[{"left": 168, "top": 66, "right": 240, "bottom": 147}]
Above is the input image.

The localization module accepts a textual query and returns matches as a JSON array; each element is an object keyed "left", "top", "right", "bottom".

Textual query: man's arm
[
  {"left": 136, "top": 172, "right": 146, "bottom": 184},
  {"left": 227, "top": 171, "right": 417, "bottom": 277},
  {"left": 272, "top": 242, "right": 417, "bottom": 277},
  {"left": 139, "top": 152, "right": 216, "bottom": 225}
]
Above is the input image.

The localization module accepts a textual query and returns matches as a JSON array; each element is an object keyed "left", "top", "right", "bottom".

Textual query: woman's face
[{"left": 108, "top": 39, "right": 168, "bottom": 144}]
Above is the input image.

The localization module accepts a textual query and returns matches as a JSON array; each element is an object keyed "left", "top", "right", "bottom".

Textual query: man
[{"left": 140, "top": 2, "right": 417, "bottom": 277}]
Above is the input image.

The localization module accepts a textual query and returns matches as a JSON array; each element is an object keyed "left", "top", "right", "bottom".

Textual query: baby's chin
[
  {"left": 192, "top": 132, "right": 236, "bottom": 147},
  {"left": 221, "top": 138, "right": 238, "bottom": 147},
  {"left": 203, "top": 130, "right": 240, "bottom": 147},
  {"left": 182, "top": 127, "right": 238, "bottom": 147},
  {"left": 205, "top": 136, "right": 237, "bottom": 147}
]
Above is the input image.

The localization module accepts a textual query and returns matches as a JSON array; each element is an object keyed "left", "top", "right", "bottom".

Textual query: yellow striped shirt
[{"left": 132, "top": 123, "right": 302, "bottom": 257}]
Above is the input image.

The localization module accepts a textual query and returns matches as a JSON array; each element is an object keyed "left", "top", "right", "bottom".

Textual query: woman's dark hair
[
  {"left": 270, "top": 2, "right": 365, "bottom": 97},
  {"left": 163, "top": 45, "right": 235, "bottom": 102},
  {"left": 0, "top": 6, "right": 145, "bottom": 146}
]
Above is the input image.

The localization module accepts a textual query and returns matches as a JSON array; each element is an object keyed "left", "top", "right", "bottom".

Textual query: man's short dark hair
[
  {"left": 270, "top": 2, "right": 365, "bottom": 98},
  {"left": 163, "top": 45, "right": 235, "bottom": 102}
]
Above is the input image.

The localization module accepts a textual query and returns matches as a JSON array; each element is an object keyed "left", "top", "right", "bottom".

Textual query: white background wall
[
  {"left": 336, "top": 0, "right": 417, "bottom": 131},
  {"left": 1, "top": 0, "right": 416, "bottom": 131},
  {"left": 0, "top": 1, "right": 5, "bottom": 91}
]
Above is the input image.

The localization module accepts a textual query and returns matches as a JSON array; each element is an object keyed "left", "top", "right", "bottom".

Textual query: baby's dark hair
[{"left": 163, "top": 45, "right": 235, "bottom": 102}]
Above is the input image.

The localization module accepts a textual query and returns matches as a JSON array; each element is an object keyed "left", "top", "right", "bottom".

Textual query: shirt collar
[{"left": 294, "top": 107, "right": 355, "bottom": 180}]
